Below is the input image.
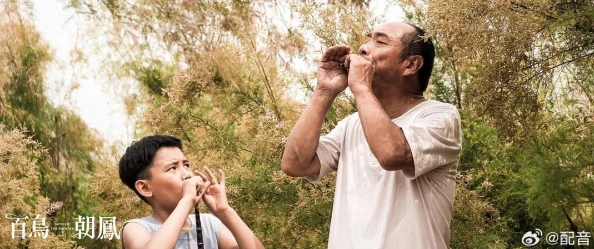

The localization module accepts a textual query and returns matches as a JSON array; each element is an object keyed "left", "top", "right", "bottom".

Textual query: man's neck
[{"left": 372, "top": 84, "right": 426, "bottom": 119}]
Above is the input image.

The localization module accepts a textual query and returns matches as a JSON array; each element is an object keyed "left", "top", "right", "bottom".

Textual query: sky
[
  {"left": 33, "top": 0, "right": 136, "bottom": 148},
  {"left": 31, "top": 0, "right": 405, "bottom": 149}
]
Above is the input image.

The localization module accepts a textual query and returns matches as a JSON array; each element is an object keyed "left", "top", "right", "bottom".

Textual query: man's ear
[
  {"left": 135, "top": 180, "right": 153, "bottom": 199},
  {"left": 403, "top": 55, "right": 424, "bottom": 77}
]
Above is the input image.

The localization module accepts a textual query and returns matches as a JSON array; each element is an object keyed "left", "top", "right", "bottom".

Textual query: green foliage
[
  {"left": 1, "top": 0, "right": 593, "bottom": 248},
  {"left": 1, "top": 1, "right": 101, "bottom": 247},
  {"left": 422, "top": 0, "right": 594, "bottom": 246},
  {"left": 126, "top": 59, "right": 176, "bottom": 96},
  {"left": 520, "top": 115, "right": 594, "bottom": 234},
  {"left": 450, "top": 174, "right": 509, "bottom": 248},
  {"left": 0, "top": 126, "right": 76, "bottom": 248}
]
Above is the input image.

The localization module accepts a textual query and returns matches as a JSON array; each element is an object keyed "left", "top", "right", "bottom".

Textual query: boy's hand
[
  {"left": 182, "top": 176, "right": 210, "bottom": 205},
  {"left": 196, "top": 167, "right": 230, "bottom": 217}
]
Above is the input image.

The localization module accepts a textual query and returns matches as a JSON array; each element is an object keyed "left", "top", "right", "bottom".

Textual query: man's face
[
  {"left": 358, "top": 22, "right": 415, "bottom": 84},
  {"left": 145, "top": 146, "right": 196, "bottom": 209}
]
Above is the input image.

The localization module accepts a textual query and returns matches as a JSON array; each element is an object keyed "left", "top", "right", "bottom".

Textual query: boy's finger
[
  {"left": 195, "top": 171, "right": 207, "bottom": 181},
  {"left": 200, "top": 180, "right": 211, "bottom": 190},
  {"left": 204, "top": 166, "right": 219, "bottom": 185},
  {"left": 218, "top": 169, "right": 225, "bottom": 187},
  {"left": 194, "top": 170, "right": 207, "bottom": 181},
  {"left": 191, "top": 175, "right": 204, "bottom": 184},
  {"left": 196, "top": 181, "right": 211, "bottom": 199}
]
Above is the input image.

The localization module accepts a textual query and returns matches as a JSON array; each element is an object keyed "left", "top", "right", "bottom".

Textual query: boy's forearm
[
  {"left": 144, "top": 197, "right": 194, "bottom": 249},
  {"left": 218, "top": 208, "right": 265, "bottom": 249}
]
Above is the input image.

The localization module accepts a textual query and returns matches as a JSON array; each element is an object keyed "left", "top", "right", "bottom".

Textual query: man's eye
[
  {"left": 376, "top": 40, "right": 386, "bottom": 45},
  {"left": 168, "top": 166, "right": 176, "bottom": 171},
  {"left": 184, "top": 163, "right": 190, "bottom": 168}
]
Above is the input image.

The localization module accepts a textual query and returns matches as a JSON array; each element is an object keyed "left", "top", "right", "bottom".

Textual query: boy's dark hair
[
  {"left": 118, "top": 135, "right": 183, "bottom": 204},
  {"left": 399, "top": 23, "right": 435, "bottom": 92}
]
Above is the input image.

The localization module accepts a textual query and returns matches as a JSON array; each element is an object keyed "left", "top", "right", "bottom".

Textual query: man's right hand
[{"left": 317, "top": 45, "right": 351, "bottom": 95}]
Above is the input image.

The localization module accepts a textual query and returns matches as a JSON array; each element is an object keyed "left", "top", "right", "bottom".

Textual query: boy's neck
[
  {"left": 150, "top": 204, "right": 183, "bottom": 223},
  {"left": 151, "top": 205, "right": 193, "bottom": 231},
  {"left": 151, "top": 206, "right": 172, "bottom": 224}
]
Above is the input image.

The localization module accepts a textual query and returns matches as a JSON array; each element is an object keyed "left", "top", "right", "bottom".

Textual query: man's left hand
[{"left": 345, "top": 54, "right": 375, "bottom": 95}]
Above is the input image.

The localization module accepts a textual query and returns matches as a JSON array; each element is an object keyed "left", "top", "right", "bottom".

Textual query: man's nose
[{"left": 359, "top": 44, "right": 369, "bottom": 56}]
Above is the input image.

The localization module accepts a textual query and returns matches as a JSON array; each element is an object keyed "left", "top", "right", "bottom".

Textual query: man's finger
[
  {"left": 329, "top": 46, "right": 341, "bottom": 62},
  {"left": 330, "top": 45, "right": 341, "bottom": 61},
  {"left": 321, "top": 45, "right": 351, "bottom": 63},
  {"left": 321, "top": 46, "right": 335, "bottom": 62},
  {"left": 344, "top": 54, "right": 352, "bottom": 68},
  {"left": 333, "top": 45, "right": 350, "bottom": 61},
  {"left": 338, "top": 54, "right": 349, "bottom": 63}
]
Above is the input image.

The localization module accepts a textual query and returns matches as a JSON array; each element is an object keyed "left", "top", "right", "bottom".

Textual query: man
[{"left": 281, "top": 22, "right": 462, "bottom": 249}]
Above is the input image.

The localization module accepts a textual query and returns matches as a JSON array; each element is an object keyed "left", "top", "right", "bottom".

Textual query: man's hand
[
  {"left": 196, "top": 167, "right": 230, "bottom": 218},
  {"left": 317, "top": 45, "right": 351, "bottom": 95},
  {"left": 182, "top": 175, "right": 210, "bottom": 205},
  {"left": 344, "top": 54, "right": 375, "bottom": 95}
]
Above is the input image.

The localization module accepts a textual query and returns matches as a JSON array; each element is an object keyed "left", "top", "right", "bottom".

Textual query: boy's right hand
[{"left": 182, "top": 176, "right": 211, "bottom": 205}]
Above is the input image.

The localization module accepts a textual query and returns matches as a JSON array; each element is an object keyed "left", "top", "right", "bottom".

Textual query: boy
[{"left": 118, "top": 135, "right": 264, "bottom": 249}]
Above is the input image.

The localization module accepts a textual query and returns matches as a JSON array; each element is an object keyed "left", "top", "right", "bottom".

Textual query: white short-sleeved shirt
[{"left": 306, "top": 100, "right": 462, "bottom": 249}]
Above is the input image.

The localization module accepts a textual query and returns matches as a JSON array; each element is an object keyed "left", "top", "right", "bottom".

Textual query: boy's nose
[{"left": 181, "top": 167, "right": 193, "bottom": 180}]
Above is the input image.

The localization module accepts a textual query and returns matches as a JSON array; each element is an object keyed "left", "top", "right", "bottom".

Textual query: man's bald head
[{"left": 384, "top": 21, "right": 435, "bottom": 92}]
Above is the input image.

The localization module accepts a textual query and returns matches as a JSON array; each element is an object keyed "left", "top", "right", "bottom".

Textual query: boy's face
[{"left": 142, "top": 146, "right": 197, "bottom": 209}]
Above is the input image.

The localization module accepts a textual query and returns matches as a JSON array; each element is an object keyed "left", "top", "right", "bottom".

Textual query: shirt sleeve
[
  {"left": 401, "top": 105, "right": 462, "bottom": 179},
  {"left": 304, "top": 115, "right": 350, "bottom": 183}
]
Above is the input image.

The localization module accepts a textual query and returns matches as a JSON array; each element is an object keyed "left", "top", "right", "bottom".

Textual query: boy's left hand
[{"left": 196, "top": 167, "right": 230, "bottom": 217}]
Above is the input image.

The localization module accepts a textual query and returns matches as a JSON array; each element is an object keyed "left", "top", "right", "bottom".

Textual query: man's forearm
[
  {"left": 353, "top": 89, "right": 413, "bottom": 171},
  {"left": 281, "top": 89, "right": 337, "bottom": 176}
]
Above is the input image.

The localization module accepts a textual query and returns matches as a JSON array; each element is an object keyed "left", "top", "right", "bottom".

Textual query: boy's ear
[{"left": 135, "top": 180, "right": 153, "bottom": 199}]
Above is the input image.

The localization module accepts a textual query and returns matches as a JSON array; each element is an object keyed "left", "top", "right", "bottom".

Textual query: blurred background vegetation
[{"left": 1, "top": 0, "right": 593, "bottom": 248}]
